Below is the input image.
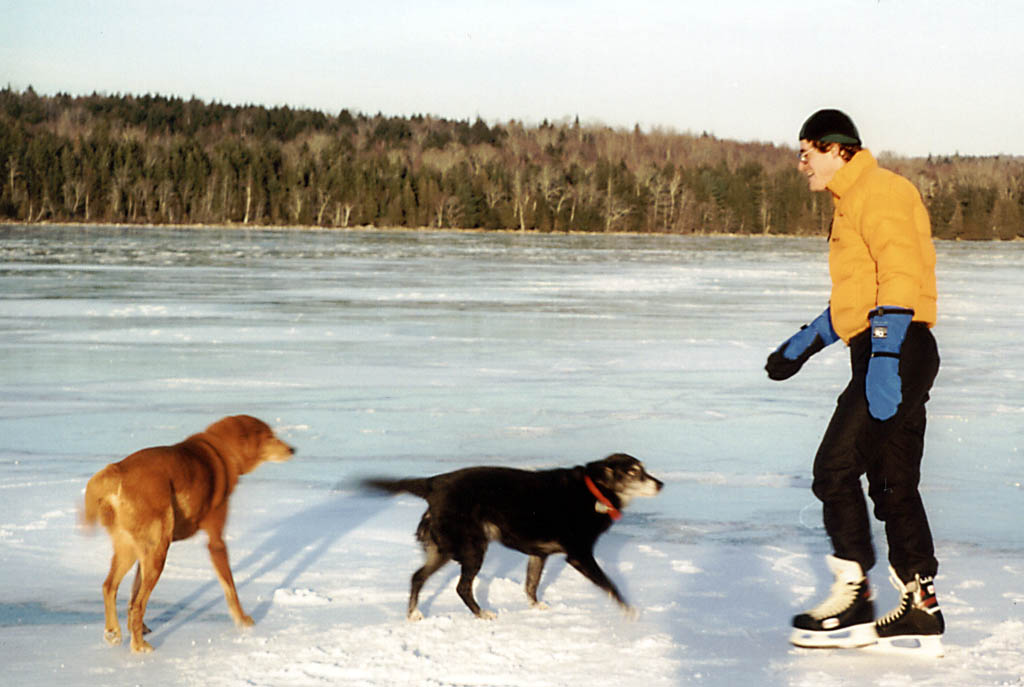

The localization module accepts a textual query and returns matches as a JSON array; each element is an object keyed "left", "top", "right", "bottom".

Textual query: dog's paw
[
  {"left": 130, "top": 638, "right": 154, "bottom": 654},
  {"left": 407, "top": 609, "right": 425, "bottom": 622},
  {"left": 476, "top": 610, "right": 497, "bottom": 620},
  {"left": 103, "top": 628, "right": 122, "bottom": 646},
  {"left": 529, "top": 600, "right": 550, "bottom": 611},
  {"left": 621, "top": 605, "right": 640, "bottom": 622},
  {"left": 235, "top": 613, "right": 255, "bottom": 628}
]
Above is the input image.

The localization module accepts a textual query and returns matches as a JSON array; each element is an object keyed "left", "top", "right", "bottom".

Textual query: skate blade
[
  {"left": 789, "top": 622, "right": 877, "bottom": 649},
  {"left": 863, "top": 634, "right": 944, "bottom": 658}
]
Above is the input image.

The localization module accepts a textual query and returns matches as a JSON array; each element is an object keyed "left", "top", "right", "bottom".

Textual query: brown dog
[{"left": 82, "top": 415, "right": 294, "bottom": 652}]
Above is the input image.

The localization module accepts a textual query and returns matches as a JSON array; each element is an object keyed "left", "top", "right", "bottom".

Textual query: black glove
[{"left": 765, "top": 307, "right": 839, "bottom": 381}]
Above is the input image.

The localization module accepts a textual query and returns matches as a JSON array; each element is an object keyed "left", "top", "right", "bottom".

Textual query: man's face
[{"left": 798, "top": 140, "right": 845, "bottom": 192}]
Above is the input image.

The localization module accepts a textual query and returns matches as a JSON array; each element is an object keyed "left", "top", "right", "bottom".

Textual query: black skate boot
[
  {"left": 790, "top": 555, "right": 876, "bottom": 649},
  {"left": 873, "top": 567, "right": 945, "bottom": 657}
]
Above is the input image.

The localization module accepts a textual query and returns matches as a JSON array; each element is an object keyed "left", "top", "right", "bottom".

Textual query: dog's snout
[{"left": 264, "top": 438, "right": 296, "bottom": 462}]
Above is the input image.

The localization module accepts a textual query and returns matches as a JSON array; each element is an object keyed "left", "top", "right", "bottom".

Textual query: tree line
[{"left": 1, "top": 86, "right": 1021, "bottom": 239}]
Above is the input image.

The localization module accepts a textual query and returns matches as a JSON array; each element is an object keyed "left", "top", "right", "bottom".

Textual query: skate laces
[
  {"left": 809, "top": 576, "right": 863, "bottom": 620},
  {"left": 877, "top": 568, "right": 937, "bottom": 626},
  {"left": 877, "top": 569, "right": 912, "bottom": 626}
]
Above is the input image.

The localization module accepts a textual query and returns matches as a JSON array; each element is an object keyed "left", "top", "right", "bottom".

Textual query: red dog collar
[{"left": 584, "top": 475, "right": 622, "bottom": 521}]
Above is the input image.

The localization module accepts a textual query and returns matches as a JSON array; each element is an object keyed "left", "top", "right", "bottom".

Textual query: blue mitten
[
  {"left": 865, "top": 307, "right": 914, "bottom": 420},
  {"left": 765, "top": 307, "right": 840, "bottom": 380}
]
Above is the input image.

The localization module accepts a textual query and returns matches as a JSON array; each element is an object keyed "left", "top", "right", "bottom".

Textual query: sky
[{"left": 2, "top": 0, "right": 1023, "bottom": 158}]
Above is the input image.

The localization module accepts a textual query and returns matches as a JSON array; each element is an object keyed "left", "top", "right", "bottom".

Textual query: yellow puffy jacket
[{"left": 826, "top": 150, "right": 937, "bottom": 343}]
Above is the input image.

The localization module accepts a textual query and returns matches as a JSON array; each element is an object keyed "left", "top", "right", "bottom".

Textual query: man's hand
[{"left": 765, "top": 307, "right": 839, "bottom": 381}]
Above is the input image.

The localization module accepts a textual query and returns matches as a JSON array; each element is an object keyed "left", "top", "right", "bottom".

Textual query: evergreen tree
[{"left": 1, "top": 87, "right": 1021, "bottom": 239}]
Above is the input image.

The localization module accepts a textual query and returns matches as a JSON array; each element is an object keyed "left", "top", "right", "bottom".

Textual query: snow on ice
[{"left": 1, "top": 226, "right": 1022, "bottom": 686}]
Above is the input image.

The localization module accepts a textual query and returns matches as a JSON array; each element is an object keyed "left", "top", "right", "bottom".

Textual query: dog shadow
[{"left": 147, "top": 489, "right": 385, "bottom": 645}]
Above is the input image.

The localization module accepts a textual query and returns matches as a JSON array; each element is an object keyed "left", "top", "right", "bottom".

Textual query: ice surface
[{"left": 1, "top": 225, "right": 1022, "bottom": 685}]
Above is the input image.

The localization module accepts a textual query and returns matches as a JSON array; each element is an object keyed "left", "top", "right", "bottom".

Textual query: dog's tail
[
  {"left": 361, "top": 477, "right": 432, "bottom": 500},
  {"left": 81, "top": 464, "right": 121, "bottom": 531}
]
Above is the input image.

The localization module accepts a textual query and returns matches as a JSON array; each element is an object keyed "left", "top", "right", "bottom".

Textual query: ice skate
[
  {"left": 869, "top": 567, "right": 945, "bottom": 657},
  {"left": 790, "top": 555, "right": 876, "bottom": 649}
]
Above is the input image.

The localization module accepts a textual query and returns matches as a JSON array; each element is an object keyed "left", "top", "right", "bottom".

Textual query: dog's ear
[
  {"left": 580, "top": 463, "right": 604, "bottom": 485},
  {"left": 585, "top": 464, "right": 615, "bottom": 488}
]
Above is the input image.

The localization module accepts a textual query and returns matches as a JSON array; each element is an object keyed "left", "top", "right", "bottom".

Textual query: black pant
[{"left": 811, "top": 323, "right": 940, "bottom": 582}]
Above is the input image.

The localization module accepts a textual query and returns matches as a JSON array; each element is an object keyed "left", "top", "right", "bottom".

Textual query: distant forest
[{"left": 2, "top": 87, "right": 1022, "bottom": 239}]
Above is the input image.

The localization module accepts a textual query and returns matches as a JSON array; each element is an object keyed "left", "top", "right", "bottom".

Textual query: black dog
[{"left": 364, "top": 453, "right": 663, "bottom": 620}]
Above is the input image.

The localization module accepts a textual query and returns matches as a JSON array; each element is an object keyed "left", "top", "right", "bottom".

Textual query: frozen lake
[
  {"left": 2, "top": 225, "right": 1020, "bottom": 546},
  {"left": 1, "top": 225, "right": 1022, "bottom": 685}
]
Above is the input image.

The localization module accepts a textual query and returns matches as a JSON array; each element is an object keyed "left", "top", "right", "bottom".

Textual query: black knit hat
[{"left": 799, "top": 109, "right": 861, "bottom": 145}]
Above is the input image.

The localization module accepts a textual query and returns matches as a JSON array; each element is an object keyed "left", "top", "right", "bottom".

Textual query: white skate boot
[{"left": 790, "top": 555, "right": 876, "bottom": 649}]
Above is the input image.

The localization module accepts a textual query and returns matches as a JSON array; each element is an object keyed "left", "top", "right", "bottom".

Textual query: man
[{"left": 765, "top": 109, "right": 944, "bottom": 656}]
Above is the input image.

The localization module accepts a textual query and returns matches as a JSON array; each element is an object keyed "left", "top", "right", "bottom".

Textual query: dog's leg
[
  {"left": 455, "top": 546, "right": 495, "bottom": 619},
  {"left": 565, "top": 550, "right": 632, "bottom": 613},
  {"left": 129, "top": 565, "right": 153, "bottom": 635},
  {"left": 101, "top": 538, "right": 136, "bottom": 646},
  {"left": 206, "top": 530, "right": 253, "bottom": 628},
  {"left": 408, "top": 543, "right": 450, "bottom": 621},
  {"left": 525, "top": 555, "right": 549, "bottom": 609},
  {"left": 128, "top": 541, "right": 169, "bottom": 653}
]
